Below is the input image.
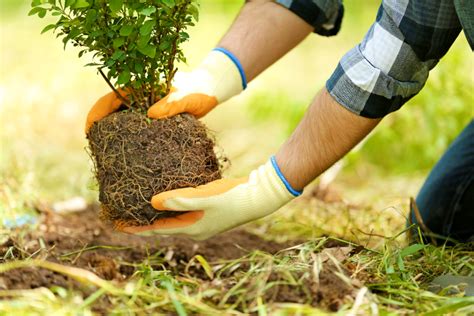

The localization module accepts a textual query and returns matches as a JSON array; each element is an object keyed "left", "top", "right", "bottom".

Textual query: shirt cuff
[
  {"left": 326, "top": 45, "right": 430, "bottom": 118},
  {"left": 276, "top": 0, "right": 344, "bottom": 36}
]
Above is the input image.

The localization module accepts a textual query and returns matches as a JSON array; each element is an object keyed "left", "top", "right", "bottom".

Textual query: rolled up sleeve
[
  {"left": 326, "top": 0, "right": 462, "bottom": 118},
  {"left": 276, "top": 0, "right": 343, "bottom": 36}
]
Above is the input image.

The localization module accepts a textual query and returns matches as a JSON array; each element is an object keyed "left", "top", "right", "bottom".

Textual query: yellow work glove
[
  {"left": 148, "top": 47, "right": 247, "bottom": 119},
  {"left": 118, "top": 157, "right": 302, "bottom": 240}
]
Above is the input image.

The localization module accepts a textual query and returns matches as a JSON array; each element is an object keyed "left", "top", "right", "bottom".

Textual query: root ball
[{"left": 87, "top": 111, "right": 221, "bottom": 226}]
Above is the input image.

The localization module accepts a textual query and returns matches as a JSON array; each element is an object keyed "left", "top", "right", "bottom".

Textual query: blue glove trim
[
  {"left": 213, "top": 47, "right": 247, "bottom": 90},
  {"left": 270, "top": 156, "right": 303, "bottom": 197}
]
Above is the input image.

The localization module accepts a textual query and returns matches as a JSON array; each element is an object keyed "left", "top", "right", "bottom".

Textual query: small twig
[
  {"left": 356, "top": 228, "right": 389, "bottom": 239},
  {"left": 410, "top": 197, "right": 437, "bottom": 245},
  {"left": 99, "top": 69, "right": 130, "bottom": 107},
  {"left": 129, "top": 88, "right": 141, "bottom": 109}
]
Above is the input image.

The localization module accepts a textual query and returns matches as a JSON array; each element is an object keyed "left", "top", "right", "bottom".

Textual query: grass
[
  {"left": 1, "top": 0, "right": 473, "bottom": 314},
  {"left": 0, "top": 234, "right": 473, "bottom": 315}
]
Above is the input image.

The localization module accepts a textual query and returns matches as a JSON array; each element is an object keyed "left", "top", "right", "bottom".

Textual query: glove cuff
[
  {"left": 197, "top": 48, "right": 247, "bottom": 103},
  {"left": 270, "top": 156, "right": 303, "bottom": 197},
  {"left": 212, "top": 47, "right": 247, "bottom": 90}
]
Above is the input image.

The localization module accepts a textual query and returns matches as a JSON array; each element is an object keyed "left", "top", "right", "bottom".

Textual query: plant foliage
[{"left": 29, "top": 0, "right": 199, "bottom": 109}]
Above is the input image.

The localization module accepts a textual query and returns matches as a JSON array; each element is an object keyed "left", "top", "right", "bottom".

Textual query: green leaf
[
  {"left": 159, "top": 41, "right": 170, "bottom": 50},
  {"left": 85, "top": 9, "right": 97, "bottom": 24},
  {"left": 137, "top": 33, "right": 151, "bottom": 48},
  {"left": 162, "top": 0, "right": 175, "bottom": 7},
  {"left": 73, "top": 0, "right": 89, "bottom": 9},
  {"left": 189, "top": 4, "right": 199, "bottom": 22},
  {"left": 138, "top": 45, "right": 156, "bottom": 58},
  {"left": 111, "top": 50, "right": 125, "bottom": 60},
  {"left": 41, "top": 24, "right": 56, "bottom": 34},
  {"left": 113, "top": 37, "right": 125, "bottom": 49},
  {"left": 90, "top": 30, "right": 103, "bottom": 38},
  {"left": 109, "top": 0, "right": 123, "bottom": 14},
  {"left": 134, "top": 63, "right": 144, "bottom": 73},
  {"left": 78, "top": 49, "right": 87, "bottom": 58},
  {"left": 119, "top": 25, "right": 133, "bottom": 36},
  {"left": 179, "top": 31, "right": 189, "bottom": 40},
  {"left": 28, "top": 7, "right": 45, "bottom": 17},
  {"left": 400, "top": 244, "right": 425, "bottom": 258},
  {"left": 140, "top": 7, "right": 156, "bottom": 16},
  {"left": 117, "top": 70, "right": 131, "bottom": 85},
  {"left": 139, "top": 20, "right": 155, "bottom": 36},
  {"left": 105, "top": 59, "right": 115, "bottom": 67}
]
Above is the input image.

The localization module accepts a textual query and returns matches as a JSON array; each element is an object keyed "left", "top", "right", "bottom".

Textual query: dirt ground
[{"left": 0, "top": 205, "right": 361, "bottom": 312}]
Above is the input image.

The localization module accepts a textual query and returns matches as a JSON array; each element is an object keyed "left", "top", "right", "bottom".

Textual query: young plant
[
  {"left": 29, "top": 0, "right": 199, "bottom": 110},
  {"left": 29, "top": 0, "right": 220, "bottom": 227}
]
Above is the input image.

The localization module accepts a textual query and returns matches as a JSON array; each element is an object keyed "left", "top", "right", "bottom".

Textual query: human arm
[
  {"left": 118, "top": 0, "right": 464, "bottom": 240},
  {"left": 147, "top": 0, "right": 317, "bottom": 119},
  {"left": 119, "top": 89, "right": 379, "bottom": 239},
  {"left": 275, "top": 88, "right": 379, "bottom": 191}
]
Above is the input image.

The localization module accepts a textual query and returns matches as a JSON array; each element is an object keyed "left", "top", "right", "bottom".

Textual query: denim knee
[{"left": 410, "top": 121, "right": 474, "bottom": 243}]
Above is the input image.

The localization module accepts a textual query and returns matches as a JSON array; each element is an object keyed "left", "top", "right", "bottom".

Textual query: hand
[
  {"left": 148, "top": 48, "right": 246, "bottom": 119},
  {"left": 117, "top": 157, "right": 301, "bottom": 240},
  {"left": 85, "top": 89, "right": 128, "bottom": 134}
]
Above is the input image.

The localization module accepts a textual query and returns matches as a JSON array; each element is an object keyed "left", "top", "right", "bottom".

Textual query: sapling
[
  {"left": 30, "top": 0, "right": 222, "bottom": 226},
  {"left": 30, "top": 0, "right": 198, "bottom": 107}
]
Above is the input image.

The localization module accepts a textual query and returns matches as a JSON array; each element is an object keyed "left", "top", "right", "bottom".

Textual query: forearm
[
  {"left": 276, "top": 88, "right": 381, "bottom": 191},
  {"left": 218, "top": 0, "right": 313, "bottom": 82}
]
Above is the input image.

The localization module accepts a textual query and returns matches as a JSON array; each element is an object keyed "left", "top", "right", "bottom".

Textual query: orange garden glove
[
  {"left": 147, "top": 47, "right": 247, "bottom": 119},
  {"left": 84, "top": 89, "right": 128, "bottom": 134},
  {"left": 118, "top": 156, "right": 302, "bottom": 240}
]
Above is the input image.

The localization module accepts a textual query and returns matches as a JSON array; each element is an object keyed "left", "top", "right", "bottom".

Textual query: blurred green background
[{"left": 0, "top": 0, "right": 472, "bottom": 227}]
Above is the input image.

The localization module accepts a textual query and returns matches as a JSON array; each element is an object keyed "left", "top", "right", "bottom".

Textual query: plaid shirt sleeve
[
  {"left": 276, "top": 0, "right": 343, "bottom": 36},
  {"left": 326, "top": 0, "right": 463, "bottom": 118}
]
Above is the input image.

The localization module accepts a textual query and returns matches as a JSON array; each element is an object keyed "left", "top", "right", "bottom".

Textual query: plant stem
[
  {"left": 99, "top": 69, "right": 130, "bottom": 107},
  {"left": 165, "top": 4, "right": 184, "bottom": 94},
  {"left": 150, "top": 71, "right": 155, "bottom": 106}
]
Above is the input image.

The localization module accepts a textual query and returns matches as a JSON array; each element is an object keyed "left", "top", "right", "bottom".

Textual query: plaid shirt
[{"left": 277, "top": 0, "right": 469, "bottom": 118}]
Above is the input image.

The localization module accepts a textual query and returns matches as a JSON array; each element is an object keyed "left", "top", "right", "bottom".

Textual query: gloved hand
[
  {"left": 84, "top": 89, "right": 128, "bottom": 134},
  {"left": 117, "top": 156, "right": 302, "bottom": 240},
  {"left": 147, "top": 47, "right": 246, "bottom": 119},
  {"left": 85, "top": 48, "right": 245, "bottom": 133}
]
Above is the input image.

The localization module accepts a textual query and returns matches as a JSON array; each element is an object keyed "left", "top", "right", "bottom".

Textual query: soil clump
[{"left": 87, "top": 111, "right": 221, "bottom": 226}]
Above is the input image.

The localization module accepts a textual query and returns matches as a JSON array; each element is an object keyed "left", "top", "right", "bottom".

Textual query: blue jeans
[{"left": 411, "top": 120, "right": 474, "bottom": 243}]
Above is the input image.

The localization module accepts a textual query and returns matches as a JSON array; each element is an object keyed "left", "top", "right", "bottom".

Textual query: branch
[{"left": 99, "top": 69, "right": 130, "bottom": 107}]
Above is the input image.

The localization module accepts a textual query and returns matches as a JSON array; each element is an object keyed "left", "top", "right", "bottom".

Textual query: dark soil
[
  {"left": 87, "top": 111, "right": 221, "bottom": 227},
  {"left": 264, "top": 263, "right": 357, "bottom": 311},
  {"left": 0, "top": 206, "right": 361, "bottom": 312},
  {"left": 0, "top": 205, "right": 294, "bottom": 288}
]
